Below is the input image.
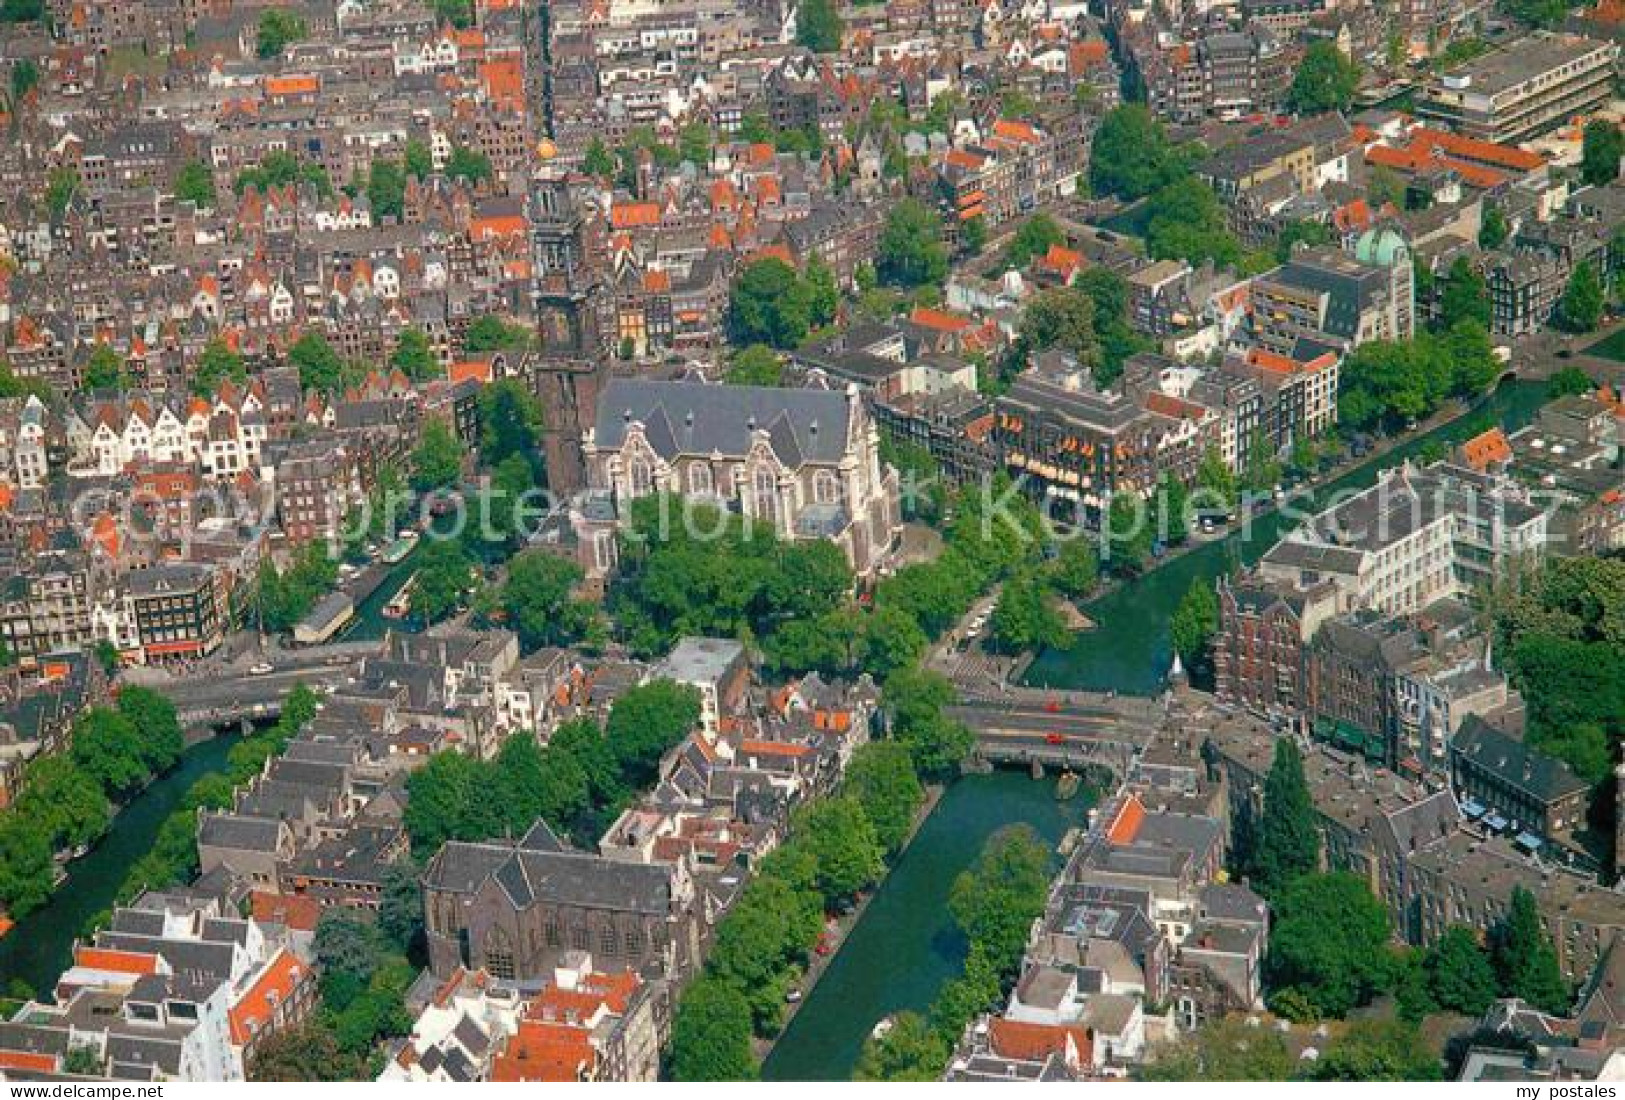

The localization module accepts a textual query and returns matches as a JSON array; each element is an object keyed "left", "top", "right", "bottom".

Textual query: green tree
[
  {"left": 1275, "top": 219, "right": 1331, "bottom": 263},
  {"left": 234, "top": 150, "right": 332, "bottom": 198},
  {"left": 1250, "top": 737, "right": 1319, "bottom": 896},
  {"left": 960, "top": 215, "right": 987, "bottom": 256},
  {"left": 390, "top": 327, "right": 438, "bottom": 381},
  {"left": 445, "top": 145, "right": 493, "bottom": 184},
  {"left": 883, "top": 667, "right": 973, "bottom": 779},
  {"left": 0, "top": 820, "right": 53, "bottom": 918},
  {"left": 401, "top": 138, "right": 433, "bottom": 181},
  {"left": 604, "top": 679, "right": 703, "bottom": 791},
  {"left": 707, "top": 876, "right": 822, "bottom": 1035},
  {"left": 1267, "top": 873, "right": 1393, "bottom": 1018},
  {"left": 669, "top": 976, "right": 758, "bottom": 1081},
  {"left": 70, "top": 709, "right": 149, "bottom": 798},
  {"left": 252, "top": 1025, "right": 363, "bottom": 1082},
  {"left": 1439, "top": 256, "right": 1490, "bottom": 329},
  {"left": 478, "top": 378, "right": 544, "bottom": 473},
  {"left": 464, "top": 314, "right": 530, "bottom": 352},
  {"left": 498, "top": 551, "right": 595, "bottom": 651},
  {"left": 796, "top": 0, "right": 843, "bottom": 52},
  {"left": 45, "top": 167, "right": 78, "bottom": 220},
  {"left": 725, "top": 344, "right": 783, "bottom": 386},
  {"left": 1424, "top": 926, "right": 1497, "bottom": 1015},
  {"left": 844, "top": 742, "right": 926, "bottom": 855},
  {"left": 1478, "top": 203, "right": 1509, "bottom": 249},
  {"left": 192, "top": 337, "right": 246, "bottom": 395},
  {"left": 1146, "top": 177, "right": 1241, "bottom": 268},
  {"left": 367, "top": 158, "right": 407, "bottom": 221},
  {"left": 1005, "top": 213, "right": 1065, "bottom": 269},
  {"left": 1367, "top": 165, "right": 1406, "bottom": 211},
  {"left": 728, "top": 258, "right": 812, "bottom": 348},
  {"left": 949, "top": 825, "right": 1050, "bottom": 976},
  {"left": 1309, "top": 1018, "right": 1443, "bottom": 1081},
  {"left": 1559, "top": 261, "right": 1603, "bottom": 333},
  {"left": 1288, "top": 42, "right": 1360, "bottom": 114},
  {"left": 1050, "top": 538, "right": 1099, "bottom": 599},
  {"left": 10, "top": 58, "right": 39, "bottom": 99},
  {"left": 410, "top": 420, "right": 464, "bottom": 491},
  {"left": 794, "top": 796, "right": 885, "bottom": 905},
  {"left": 1546, "top": 365, "right": 1594, "bottom": 398},
  {"left": 804, "top": 256, "right": 839, "bottom": 328},
  {"left": 17, "top": 755, "right": 110, "bottom": 852},
  {"left": 174, "top": 160, "right": 216, "bottom": 208},
  {"left": 410, "top": 540, "right": 476, "bottom": 624},
  {"left": 928, "top": 942, "right": 1002, "bottom": 1043},
  {"left": 990, "top": 570, "right": 1066, "bottom": 652},
  {"left": 1580, "top": 119, "right": 1623, "bottom": 187},
  {"left": 432, "top": 0, "right": 473, "bottom": 26},
  {"left": 855, "top": 1011, "right": 948, "bottom": 1081},
  {"left": 877, "top": 199, "right": 948, "bottom": 288},
  {"left": 583, "top": 139, "right": 616, "bottom": 178},
  {"left": 288, "top": 331, "right": 352, "bottom": 395},
  {"left": 1089, "top": 104, "right": 1187, "bottom": 201},
  {"left": 1103, "top": 492, "right": 1154, "bottom": 574},
  {"left": 116, "top": 685, "right": 184, "bottom": 775},
  {"left": 1195, "top": 445, "right": 1238, "bottom": 513},
  {"left": 1018, "top": 286, "right": 1099, "bottom": 374},
  {"left": 1169, "top": 578, "right": 1219, "bottom": 666},
  {"left": 256, "top": 8, "right": 307, "bottom": 58},
  {"left": 83, "top": 345, "right": 130, "bottom": 391},
  {"left": 1489, "top": 886, "right": 1570, "bottom": 1014},
  {"left": 1142, "top": 1016, "right": 1294, "bottom": 1080}
]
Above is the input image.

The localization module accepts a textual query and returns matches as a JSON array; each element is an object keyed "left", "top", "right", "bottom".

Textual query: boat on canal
[
  {"left": 1055, "top": 770, "right": 1081, "bottom": 801},
  {"left": 383, "top": 574, "right": 417, "bottom": 619}
]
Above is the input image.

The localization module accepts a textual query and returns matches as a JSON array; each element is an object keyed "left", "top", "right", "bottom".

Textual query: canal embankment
[{"left": 759, "top": 771, "right": 1084, "bottom": 1082}]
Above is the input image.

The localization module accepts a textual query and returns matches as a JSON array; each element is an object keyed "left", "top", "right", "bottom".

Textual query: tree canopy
[
  {"left": 1288, "top": 42, "right": 1360, "bottom": 115},
  {"left": 1266, "top": 873, "right": 1393, "bottom": 1019},
  {"left": 876, "top": 199, "right": 949, "bottom": 288}
]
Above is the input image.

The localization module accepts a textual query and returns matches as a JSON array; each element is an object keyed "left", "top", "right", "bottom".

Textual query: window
[
  {"left": 687, "top": 462, "right": 713, "bottom": 495},
  {"left": 813, "top": 469, "right": 842, "bottom": 505},
  {"left": 600, "top": 925, "right": 618, "bottom": 957},
  {"left": 752, "top": 466, "right": 778, "bottom": 524},
  {"left": 629, "top": 458, "right": 653, "bottom": 497}
]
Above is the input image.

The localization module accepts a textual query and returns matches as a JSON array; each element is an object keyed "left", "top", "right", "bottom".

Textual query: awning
[
  {"left": 1514, "top": 832, "right": 1543, "bottom": 851},
  {"left": 145, "top": 640, "right": 202, "bottom": 656},
  {"left": 1484, "top": 813, "right": 1509, "bottom": 832},
  {"left": 1460, "top": 798, "right": 1486, "bottom": 819}
]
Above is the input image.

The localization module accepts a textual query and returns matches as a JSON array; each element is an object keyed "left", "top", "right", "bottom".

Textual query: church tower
[{"left": 525, "top": 154, "right": 610, "bottom": 493}]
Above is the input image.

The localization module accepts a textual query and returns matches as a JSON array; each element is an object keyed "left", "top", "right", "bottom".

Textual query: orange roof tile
[
  {"left": 910, "top": 306, "right": 973, "bottom": 332},
  {"left": 0, "top": 1051, "right": 58, "bottom": 1073},
  {"left": 74, "top": 947, "right": 159, "bottom": 975},
  {"left": 490, "top": 1021, "right": 596, "bottom": 1082},
  {"left": 265, "top": 74, "right": 318, "bottom": 97},
  {"left": 229, "top": 950, "right": 307, "bottom": 1045},
  {"left": 449, "top": 359, "right": 493, "bottom": 386},
  {"left": 1459, "top": 427, "right": 1512, "bottom": 471},
  {"left": 249, "top": 891, "right": 321, "bottom": 932},
  {"left": 610, "top": 202, "right": 661, "bottom": 230},
  {"left": 740, "top": 739, "right": 813, "bottom": 758},
  {"left": 470, "top": 214, "right": 527, "bottom": 241},
  {"left": 988, "top": 1018, "right": 1091, "bottom": 1064},
  {"left": 1105, "top": 795, "right": 1145, "bottom": 845}
]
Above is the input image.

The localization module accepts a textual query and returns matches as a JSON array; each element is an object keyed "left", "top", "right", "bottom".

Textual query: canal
[
  {"left": 761, "top": 771, "right": 1086, "bottom": 1081},
  {"left": 0, "top": 732, "right": 237, "bottom": 997},
  {"left": 1024, "top": 379, "right": 1548, "bottom": 695}
]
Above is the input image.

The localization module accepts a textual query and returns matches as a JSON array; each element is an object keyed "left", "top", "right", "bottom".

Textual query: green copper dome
[{"left": 1354, "top": 227, "right": 1408, "bottom": 268}]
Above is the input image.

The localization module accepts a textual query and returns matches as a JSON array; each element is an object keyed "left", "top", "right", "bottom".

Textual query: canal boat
[
  {"left": 1055, "top": 770, "right": 1081, "bottom": 801},
  {"left": 383, "top": 574, "right": 417, "bottom": 619},
  {"left": 380, "top": 534, "right": 416, "bottom": 564}
]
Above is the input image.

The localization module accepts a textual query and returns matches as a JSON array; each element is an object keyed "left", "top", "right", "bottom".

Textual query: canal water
[
  {"left": 761, "top": 771, "right": 1085, "bottom": 1082},
  {"left": 0, "top": 732, "right": 237, "bottom": 997},
  {"left": 1025, "top": 379, "right": 1547, "bottom": 695}
]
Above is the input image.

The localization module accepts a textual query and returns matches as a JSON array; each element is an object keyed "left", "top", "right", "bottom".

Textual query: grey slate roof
[{"left": 593, "top": 379, "right": 851, "bottom": 465}]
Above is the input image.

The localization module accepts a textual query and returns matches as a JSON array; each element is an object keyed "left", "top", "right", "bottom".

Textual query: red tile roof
[
  {"left": 1105, "top": 795, "right": 1145, "bottom": 845},
  {"left": 229, "top": 950, "right": 307, "bottom": 1045}
]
